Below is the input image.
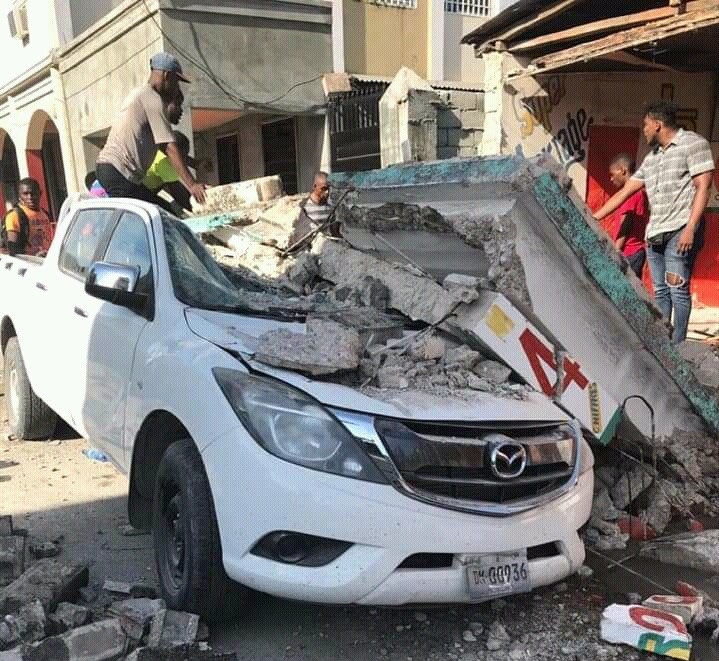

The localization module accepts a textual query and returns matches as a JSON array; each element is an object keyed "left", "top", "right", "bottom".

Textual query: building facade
[{"left": 0, "top": 0, "right": 332, "bottom": 215}]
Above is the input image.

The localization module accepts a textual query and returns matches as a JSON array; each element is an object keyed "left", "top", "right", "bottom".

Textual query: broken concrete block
[
  {"left": 109, "top": 598, "right": 165, "bottom": 641},
  {"left": 129, "top": 585, "right": 157, "bottom": 600},
  {"left": 102, "top": 581, "right": 132, "bottom": 596},
  {"left": 0, "top": 519, "right": 12, "bottom": 538},
  {"left": 0, "top": 620, "right": 18, "bottom": 649},
  {"left": 0, "top": 560, "right": 88, "bottom": 615},
  {"left": 376, "top": 364, "right": 410, "bottom": 390},
  {"left": 0, "top": 537, "right": 25, "bottom": 586},
  {"left": 679, "top": 341, "right": 719, "bottom": 389},
  {"left": 591, "top": 487, "right": 621, "bottom": 523},
  {"left": 408, "top": 334, "right": 447, "bottom": 362},
  {"left": 640, "top": 530, "right": 719, "bottom": 573},
  {"left": 642, "top": 596, "right": 703, "bottom": 625},
  {"left": 472, "top": 360, "right": 511, "bottom": 384},
  {"left": 48, "top": 601, "right": 91, "bottom": 633},
  {"left": 11, "top": 599, "right": 46, "bottom": 643},
  {"left": 191, "top": 176, "right": 283, "bottom": 214},
  {"left": 609, "top": 465, "right": 654, "bottom": 510},
  {"left": 318, "top": 241, "right": 475, "bottom": 325},
  {"left": 444, "top": 345, "right": 481, "bottom": 370},
  {"left": 254, "top": 318, "right": 361, "bottom": 376},
  {"left": 600, "top": 604, "right": 691, "bottom": 659},
  {"left": 642, "top": 479, "right": 677, "bottom": 536},
  {"left": 443, "top": 273, "right": 481, "bottom": 290},
  {"left": 594, "top": 533, "right": 629, "bottom": 552},
  {"left": 147, "top": 610, "right": 200, "bottom": 649},
  {"left": 27, "top": 618, "right": 127, "bottom": 661},
  {"left": 0, "top": 649, "right": 22, "bottom": 661}
]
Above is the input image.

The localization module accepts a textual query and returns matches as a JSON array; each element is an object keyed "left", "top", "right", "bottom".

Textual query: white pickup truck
[{"left": 0, "top": 197, "right": 593, "bottom": 621}]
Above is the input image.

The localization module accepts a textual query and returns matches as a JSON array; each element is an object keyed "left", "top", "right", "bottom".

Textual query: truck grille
[{"left": 373, "top": 419, "right": 577, "bottom": 508}]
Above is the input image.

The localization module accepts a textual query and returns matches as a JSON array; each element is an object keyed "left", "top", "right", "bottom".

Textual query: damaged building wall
[
  {"left": 485, "top": 59, "right": 715, "bottom": 200},
  {"left": 331, "top": 156, "right": 719, "bottom": 443}
]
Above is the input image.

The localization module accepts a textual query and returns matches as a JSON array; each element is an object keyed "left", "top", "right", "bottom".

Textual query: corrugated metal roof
[{"left": 349, "top": 73, "right": 483, "bottom": 92}]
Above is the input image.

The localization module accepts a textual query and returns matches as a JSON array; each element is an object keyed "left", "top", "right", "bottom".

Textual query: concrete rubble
[
  {"left": 640, "top": 530, "right": 719, "bottom": 574},
  {"left": 147, "top": 610, "right": 199, "bottom": 649}
]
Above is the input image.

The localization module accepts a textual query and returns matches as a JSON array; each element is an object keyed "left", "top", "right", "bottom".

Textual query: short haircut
[
  {"left": 84, "top": 171, "right": 96, "bottom": 189},
  {"left": 610, "top": 153, "right": 635, "bottom": 173},
  {"left": 645, "top": 100, "right": 679, "bottom": 129},
  {"left": 314, "top": 171, "right": 329, "bottom": 183},
  {"left": 173, "top": 131, "right": 190, "bottom": 155},
  {"left": 18, "top": 178, "right": 39, "bottom": 192}
]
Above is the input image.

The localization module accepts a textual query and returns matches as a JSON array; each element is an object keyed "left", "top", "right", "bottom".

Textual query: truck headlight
[{"left": 213, "top": 369, "right": 387, "bottom": 484}]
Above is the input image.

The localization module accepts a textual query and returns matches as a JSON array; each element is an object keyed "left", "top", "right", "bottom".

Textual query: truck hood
[{"left": 186, "top": 308, "right": 568, "bottom": 423}]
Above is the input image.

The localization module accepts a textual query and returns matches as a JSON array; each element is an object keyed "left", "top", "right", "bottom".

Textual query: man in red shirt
[{"left": 607, "top": 153, "right": 649, "bottom": 277}]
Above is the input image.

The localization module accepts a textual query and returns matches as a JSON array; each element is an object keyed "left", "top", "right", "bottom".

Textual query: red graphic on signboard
[
  {"left": 518, "top": 329, "right": 589, "bottom": 396},
  {"left": 628, "top": 606, "right": 688, "bottom": 636}
]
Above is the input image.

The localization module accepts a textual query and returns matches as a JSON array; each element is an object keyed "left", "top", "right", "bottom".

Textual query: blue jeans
[{"left": 647, "top": 220, "right": 705, "bottom": 344}]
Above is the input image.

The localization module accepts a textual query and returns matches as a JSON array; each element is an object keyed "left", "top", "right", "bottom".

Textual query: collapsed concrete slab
[
  {"left": 108, "top": 599, "right": 165, "bottom": 642},
  {"left": 318, "top": 240, "right": 478, "bottom": 325},
  {"left": 147, "top": 610, "right": 199, "bottom": 649},
  {"left": 0, "top": 561, "right": 88, "bottom": 616},
  {"left": 331, "top": 155, "right": 719, "bottom": 444}
]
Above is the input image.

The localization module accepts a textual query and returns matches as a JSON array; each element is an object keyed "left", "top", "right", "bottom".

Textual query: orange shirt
[{"left": 5, "top": 204, "right": 53, "bottom": 255}]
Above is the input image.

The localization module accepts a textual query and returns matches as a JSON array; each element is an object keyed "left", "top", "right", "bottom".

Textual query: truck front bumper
[{"left": 203, "top": 426, "right": 593, "bottom": 606}]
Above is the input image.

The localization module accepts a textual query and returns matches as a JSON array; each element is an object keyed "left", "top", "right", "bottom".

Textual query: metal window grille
[
  {"left": 374, "top": 0, "right": 417, "bottom": 8},
  {"left": 445, "top": 0, "right": 491, "bottom": 17}
]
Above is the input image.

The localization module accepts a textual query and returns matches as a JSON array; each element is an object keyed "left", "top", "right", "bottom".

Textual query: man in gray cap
[{"left": 96, "top": 52, "right": 206, "bottom": 209}]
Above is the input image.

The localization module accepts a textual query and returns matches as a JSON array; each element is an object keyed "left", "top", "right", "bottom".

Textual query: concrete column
[
  {"left": 50, "top": 67, "right": 80, "bottom": 193},
  {"left": 332, "top": 0, "right": 346, "bottom": 74},
  {"left": 427, "top": 0, "right": 445, "bottom": 82},
  {"left": 380, "top": 67, "right": 440, "bottom": 167}
]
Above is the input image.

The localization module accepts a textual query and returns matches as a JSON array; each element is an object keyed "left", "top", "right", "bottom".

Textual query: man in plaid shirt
[{"left": 594, "top": 101, "right": 715, "bottom": 343}]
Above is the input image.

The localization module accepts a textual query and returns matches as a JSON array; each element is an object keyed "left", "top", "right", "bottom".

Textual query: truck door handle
[
  {"left": 36, "top": 282, "right": 47, "bottom": 291},
  {"left": 74, "top": 306, "right": 87, "bottom": 318}
]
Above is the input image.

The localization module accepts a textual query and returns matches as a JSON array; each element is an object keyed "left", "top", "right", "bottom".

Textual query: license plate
[{"left": 465, "top": 551, "right": 530, "bottom": 600}]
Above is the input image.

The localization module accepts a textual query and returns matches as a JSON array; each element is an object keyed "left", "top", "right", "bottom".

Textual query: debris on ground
[
  {"left": 640, "top": 530, "right": 719, "bottom": 573},
  {"left": 600, "top": 603, "right": 692, "bottom": 659},
  {"left": 29, "top": 541, "right": 60, "bottom": 560},
  {"left": 642, "top": 595, "right": 703, "bottom": 625},
  {"left": 147, "top": 609, "right": 200, "bottom": 649}
]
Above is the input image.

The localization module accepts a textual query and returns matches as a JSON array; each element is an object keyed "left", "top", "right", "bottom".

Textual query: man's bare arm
[
  {"left": 593, "top": 178, "right": 644, "bottom": 221},
  {"left": 676, "top": 170, "right": 713, "bottom": 255},
  {"left": 164, "top": 142, "right": 207, "bottom": 205}
]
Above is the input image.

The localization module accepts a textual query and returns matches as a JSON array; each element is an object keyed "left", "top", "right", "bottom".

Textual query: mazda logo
[{"left": 489, "top": 440, "right": 528, "bottom": 480}]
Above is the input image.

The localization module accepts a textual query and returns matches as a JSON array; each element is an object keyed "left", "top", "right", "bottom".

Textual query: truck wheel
[
  {"left": 153, "top": 438, "right": 249, "bottom": 622},
  {"left": 3, "top": 337, "right": 57, "bottom": 440}
]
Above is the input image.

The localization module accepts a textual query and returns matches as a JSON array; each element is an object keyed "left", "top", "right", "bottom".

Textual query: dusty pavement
[{"left": 2, "top": 410, "right": 719, "bottom": 659}]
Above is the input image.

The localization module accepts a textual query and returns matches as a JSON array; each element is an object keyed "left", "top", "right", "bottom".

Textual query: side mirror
[{"left": 85, "top": 261, "right": 146, "bottom": 311}]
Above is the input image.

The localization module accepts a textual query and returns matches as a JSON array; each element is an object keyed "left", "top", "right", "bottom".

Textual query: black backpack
[{"left": 1, "top": 206, "right": 30, "bottom": 254}]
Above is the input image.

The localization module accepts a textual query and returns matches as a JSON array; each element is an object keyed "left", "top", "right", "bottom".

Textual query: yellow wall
[{"left": 343, "top": 0, "right": 429, "bottom": 78}]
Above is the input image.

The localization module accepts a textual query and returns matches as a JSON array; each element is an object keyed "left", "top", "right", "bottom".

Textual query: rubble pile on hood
[{"left": 199, "top": 193, "right": 525, "bottom": 398}]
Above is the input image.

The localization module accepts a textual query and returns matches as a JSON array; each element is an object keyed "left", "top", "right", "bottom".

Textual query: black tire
[
  {"left": 3, "top": 337, "right": 57, "bottom": 440},
  {"left": 152, "top": 438, "right": 249, "bottom": 622}
]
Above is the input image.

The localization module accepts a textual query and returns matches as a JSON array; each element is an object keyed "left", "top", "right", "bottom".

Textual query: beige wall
[
  {"left": 495, "top": 67, "right": 717, "bottom": 199},
  {"left": 343, "top": 0, "right": 428, "bottom": 78},
  {"left": 443, "top": 13, "right": 485, "bottom": 82}
]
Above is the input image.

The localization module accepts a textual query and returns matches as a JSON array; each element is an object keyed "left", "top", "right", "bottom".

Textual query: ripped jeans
[{"left": 646, "top": 219, "right": 705, "bottom": 344}]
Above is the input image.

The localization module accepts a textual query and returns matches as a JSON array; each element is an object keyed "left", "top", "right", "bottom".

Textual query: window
[
  {"left": 216, "top": 134, "right": 241, "bottom": 185},
  {"left": 103, "top": 212, "right": 153, "bottom": 295},
  {"left": 59, "top": 209, "right": 116, "bottom": 279},
  {"left": 445, "top": 0, "right": 491, "bottom": 17},
  {"left": 375, "top": 0, "right": 416, "bottom": 8}
]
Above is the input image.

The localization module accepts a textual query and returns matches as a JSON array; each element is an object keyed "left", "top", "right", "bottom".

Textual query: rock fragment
[
  {"left": 254, "top": 318, "right": 361, "bottom": 376},
  {"left": 640, "top": 530, "right": 719, "bottom": 573},
  {"left": 0, "top": 537, "right": 26, "bottom": 587},
  {"left": 147, "top": 610, "right": 200, "bottom": 649},
  {"left": 0, "top": 560, "right": 88, "bottom": 615},
  {"left": 48, "top": 601, "right": 91, "bottom": 633},
  {"left": 109, "top": 598, "right": 165, "bottom": 641},
  {"left": 26, "top": 618, "right": 127, "bottom": 661},
  {"left": 609, "top": 465, "right": 654, "bottom": 510}
]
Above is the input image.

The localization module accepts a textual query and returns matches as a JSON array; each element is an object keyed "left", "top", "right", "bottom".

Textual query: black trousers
[{"left": 96, "top": 162, "right": 176, "bottom": 214}]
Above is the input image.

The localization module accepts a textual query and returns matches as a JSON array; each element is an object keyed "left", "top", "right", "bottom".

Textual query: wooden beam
[
  {"left": 601, "top": 50, "right": 678, "bottom": 73},
  {"left": 467, "top": 0, "right": 585, "bottom": 46},
  {"left": 510, "top": 6, "right": 680, "bottom": 52},
  {"left": 524, "top": 6, "right": 719, "bottom": 75}
]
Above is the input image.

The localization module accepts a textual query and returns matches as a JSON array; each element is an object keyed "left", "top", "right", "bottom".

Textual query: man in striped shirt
[{"left": 594, "top": 101, "right": 715, "bottom": 343}]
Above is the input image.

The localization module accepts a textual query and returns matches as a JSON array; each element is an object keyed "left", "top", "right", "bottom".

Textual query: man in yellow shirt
[
  {"left": 3, "top": 178, "right": 53, "bottom": 256},
  {"left": 143, "top": 131, "right": 194, "bottom": 211}
]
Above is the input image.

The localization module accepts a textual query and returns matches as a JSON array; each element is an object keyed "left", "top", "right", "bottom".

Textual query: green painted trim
[
  {"left": 599, "top": 407, "right": 623, "bottom": 447},
  {"left": 530, "top": 171, "right": 719, "bottom": 436},
  {"left": 182, "top": 213, "right": 239, "bottom": 234}
]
